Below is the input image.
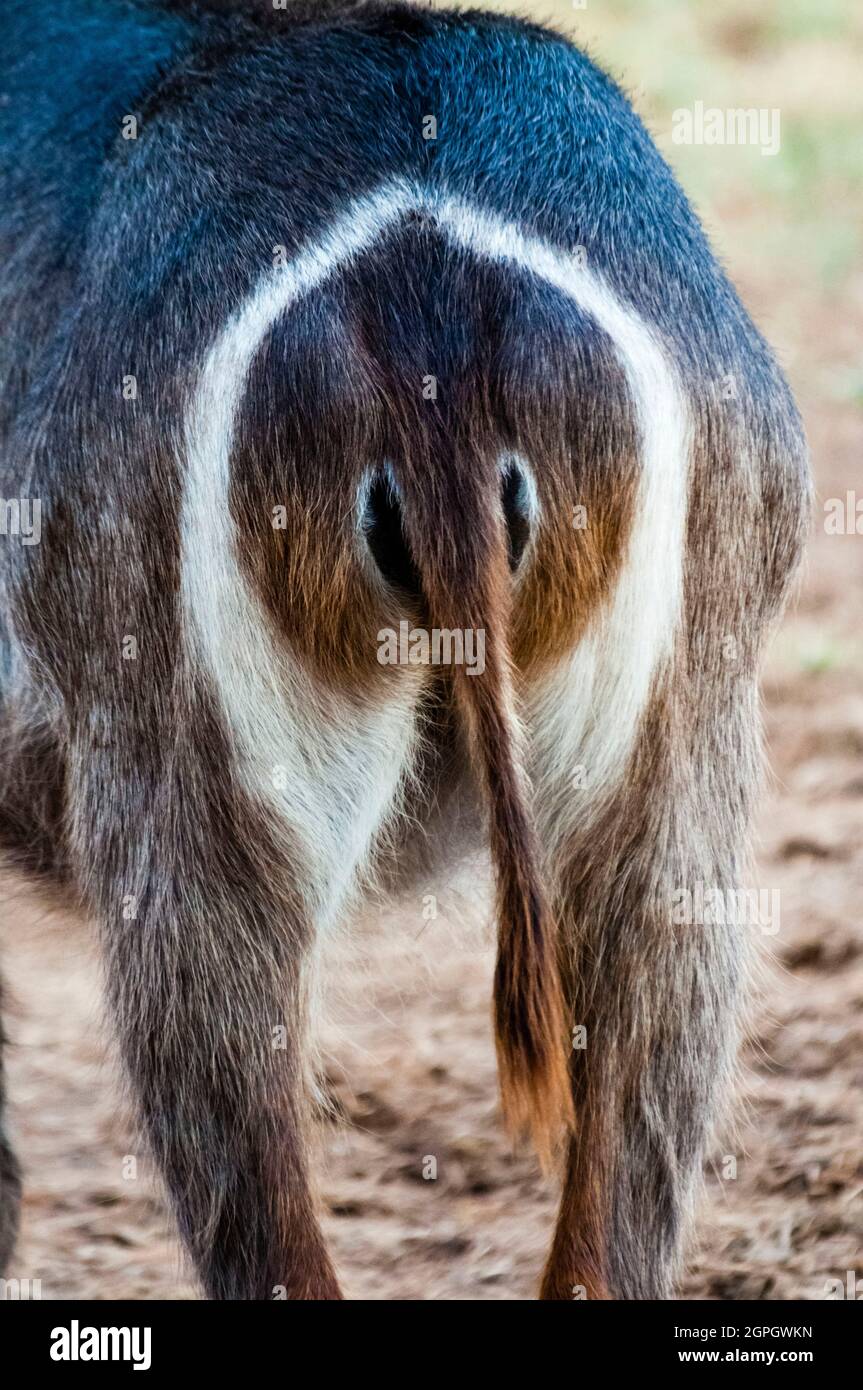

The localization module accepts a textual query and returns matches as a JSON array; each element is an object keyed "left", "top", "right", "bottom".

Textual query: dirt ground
[{"left": 1, "top": 3, "right": 861, "bottom": 1306}]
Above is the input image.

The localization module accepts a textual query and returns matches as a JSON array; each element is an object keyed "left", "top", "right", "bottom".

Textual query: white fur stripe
[
  {"left": 181, "top": 180, "right": 691, "bottom": 922},
  {"left": 181, "top": 182, "right": 423, "bottom": 926}
]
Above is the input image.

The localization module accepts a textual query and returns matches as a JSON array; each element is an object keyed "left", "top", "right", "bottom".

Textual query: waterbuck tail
[{"left": 392, "top": 427, "right": 573, "bottom": 1162}]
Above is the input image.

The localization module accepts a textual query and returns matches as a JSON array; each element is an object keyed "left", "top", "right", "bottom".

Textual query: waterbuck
[{"left": 0, "top": 0, "right": 808, "bottom": 1299}]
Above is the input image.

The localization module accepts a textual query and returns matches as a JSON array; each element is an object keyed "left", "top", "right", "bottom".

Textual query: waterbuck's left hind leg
[
  {"left": 63, "top": 685, "right": 419, "bottom": 1301},
  {"left": 69, "top": 739, "right": 340, "bottom": 1300}
]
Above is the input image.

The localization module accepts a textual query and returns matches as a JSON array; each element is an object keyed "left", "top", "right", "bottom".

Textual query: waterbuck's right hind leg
[
  {"left": 527, "top": 357, "right": 808, "bottom": 1299},
  {"left": 534, "top": 703, "right": 752, "bottom": 1300}
]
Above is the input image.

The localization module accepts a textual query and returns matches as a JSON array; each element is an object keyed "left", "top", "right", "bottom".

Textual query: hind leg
[
  {"left": 75, "top": 763, "right": 338, "bottom": 1297},
  {"left": 64, "top": 675, "right": 421, "bottom": 1300},
  {"left": 516, "top": 284, "right": 807, "bottom": 1297},
  {"left": 529, "top": 667, "right": 757, "bottom": 1300}
]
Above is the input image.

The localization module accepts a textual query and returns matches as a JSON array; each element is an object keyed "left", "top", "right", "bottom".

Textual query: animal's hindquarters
[{"left": 0, "top": 0, "right": 811, "bottom": 1301}]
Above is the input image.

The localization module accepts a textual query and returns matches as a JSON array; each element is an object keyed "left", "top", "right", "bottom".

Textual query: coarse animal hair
[{"left": 0, "top": 0, "right": 809, "bottom": 1298}]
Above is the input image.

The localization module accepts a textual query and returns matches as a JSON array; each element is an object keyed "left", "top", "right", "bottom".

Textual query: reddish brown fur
[{"left": 229, "top": 227, "right": 639, "bottom": 691}]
